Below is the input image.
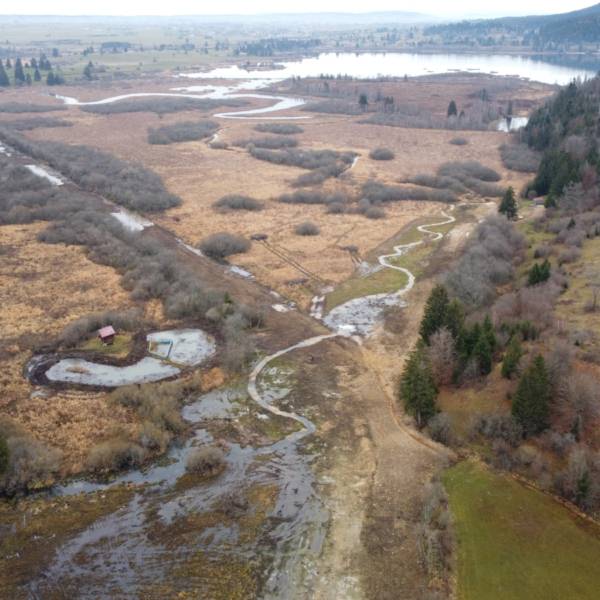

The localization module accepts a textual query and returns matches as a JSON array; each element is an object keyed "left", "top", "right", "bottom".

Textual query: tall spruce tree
[
  {"left": 14, "top": 57, "right": 25, "bottom": 84},
  {"left": 447, "top": 100, "right": 458, "bottom": 117},
  {"left": 420, "top": 284, "right": 450, "bottom": 344},
  {"left": 33, "top": 67, "right": 41, "bottom": 82},
  {"left": 473, "top": 331, "right": 492, "bottom": 375},
  {"left": 512, "top": 354, "right": 551, "bottom": 436},
  {"left": 501, "top": 335, "right": 523, "bottom": 379},
  {"left": 499, "top": 186, "right": 518, "bottom": 220},
  {"left": 0, "top": 61, "right": 9, "bottom": 86},
  {"left": 400, "top": 343, "right": 438, "bottom": 427}
]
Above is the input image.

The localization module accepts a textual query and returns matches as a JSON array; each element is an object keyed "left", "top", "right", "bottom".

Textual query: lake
[{"left": 185, "top": 52, "right": 600, "bottom": 86}]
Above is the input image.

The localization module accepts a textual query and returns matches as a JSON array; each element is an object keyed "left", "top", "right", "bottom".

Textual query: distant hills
[{"left": 426, "top": 3, "right": 600, "bottom": 45}]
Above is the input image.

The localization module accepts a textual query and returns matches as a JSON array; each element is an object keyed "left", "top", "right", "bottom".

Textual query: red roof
[{"left": 98, "top": 326, "right": 116, "bottom": 338}]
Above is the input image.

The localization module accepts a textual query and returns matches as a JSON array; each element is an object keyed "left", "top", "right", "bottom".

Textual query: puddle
[
  {"left": 45, "top": 356, "right": 180, "bottom": 386},
  {"left": 147, "top": 329, "right": 216, "bottom": 366}
]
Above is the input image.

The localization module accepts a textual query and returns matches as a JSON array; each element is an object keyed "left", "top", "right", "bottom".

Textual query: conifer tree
[
  {"left": 46, "top": 71, "right": 55, "bottom": 85},
  {"left": 0, "top": 61, "right": 9, "bottom": 87},
  {"left": 5, "top": 58, "right": 11, "bottom": 69},
  {"left": 14, "top": 57, "right": 25, "bottom": 84},
  {"left": 483, "top": 315, "right": 497, "bottom": 353},
  {"left": 83, "top": 60, "right": 94, "bottom": 80},
  {"left": 501, "top": 335, "right": 523, "bottom": 379},
  {"left": 420, "top": 284, "right": 450, "bottom": 344},
  {"left": 499, "top": 186, "right": 518, "bottom": 220},
  {"left": 473, "top": 331, "right": 492, "bottom": 375},
  {"left": 33, "top": 67, "right": 41, "bottom": 82},
  {"left": 512, "top": 354, "right": 551, "bottom": 436},
  {"left": 447, "top": 100, "right": 458, "bottom": 117},
  {"left": 400, "top": 343, "right": 438, "bottom": 428},
  {"left": 527, "top": 259, "right": 551, "bottom": 286}
]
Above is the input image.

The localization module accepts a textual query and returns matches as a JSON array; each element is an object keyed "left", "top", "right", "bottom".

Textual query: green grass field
[{"left": 443, "top": 461, "right": 600, "bottom": 600}]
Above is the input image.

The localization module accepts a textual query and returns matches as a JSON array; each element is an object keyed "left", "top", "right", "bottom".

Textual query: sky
[{"left": 0, "top": 0, "right": 595, "bottom": 18}]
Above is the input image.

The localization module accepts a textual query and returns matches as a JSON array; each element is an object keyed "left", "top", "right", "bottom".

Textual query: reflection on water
[{"left": 184, "top": 52, "right": 599, "bottom": 86}]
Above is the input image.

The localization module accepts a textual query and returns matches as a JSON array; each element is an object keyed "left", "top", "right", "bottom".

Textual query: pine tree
[
  {"left": 447, "top": 100, "right": 458, "bottom": 117},
  {"left": 358, "top": 93, "right": 368, "bottom": 112},
  {"left": 0, "top": 434, "right": 8, "bottom": 476},
  {"left": 499, "top": 186, "right": 518, "bottom": 220},
  {"left": 30, "top": 57, "right": 37, "bottom": 69},
  {"left": 445, "top": 299, "right": 465, "bottom": 340},
  {"left": 5, "top": 58, "right": 11, "bottom": 69},
  {"left": 528, "top": 259, "right": 551, "bottom": 286},
  {"left": 46, "top": 71, "right": 55, "bottom": 86},
  {"left": 420, "top": 285, "right": 450, "bottom": 344},
  {"left": 83, "top": 60, "right": 94, "bottom": 80},
  {"left": 483, "top": 315, "right": 497, "bottom": 353},
  {"left": 14, "top": 57, "right": 25, "bottom": 84},
  {"left": 0, "top": 61, "right": 9, "bottom": 87},
  {"left": 33, "top": 67, "right": 41, "bottom": 82},
  {"left": 399, "top": 343, "right": 438, "bottom": 428},
  {"left": 473, "top": 331, "right": 492, "bottom": 375},
  {"left": 512, "top": 354, "right": 551, "bottom": 436},
  {"left": 501, "top": 335, "right": 523, "bottom": 379},
  {"left": 26, "top": 73, "right": 32, "bottom": 85}
]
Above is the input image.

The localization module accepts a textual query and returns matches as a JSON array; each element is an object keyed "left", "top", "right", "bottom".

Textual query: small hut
[{"left": 98, "top": 325, "right": 116, "bottom": 346}]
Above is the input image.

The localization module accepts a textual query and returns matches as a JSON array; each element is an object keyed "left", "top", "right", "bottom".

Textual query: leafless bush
[
  {"left": 447, "top": 215, "right": 525, "bottom": 309},
  {"left": 199, "top": 233, "right": 251, "bottom": 260},
  {"left": 449, "top": 137, "right": 468, "bottom": 145},
  {"left": 417, "top": 480, "right": 454, "bottom": 582},
  {"left": 236, "top": 136, "right": 298, "bottom": 149},
  {"left": 148, "top": 120, "right": 218, "bottom": 145},
  {"left": 326, "top": 202, "right": 347, "bottom": 214},
  {"left": 0, "top": 418, "right": 62, "bottom": 495},
  {"left": 0, "top": 127, "right": 181, "bottom": 212},
  {"left": 428, "top": 328, "right": 457, "bottom": 385},
  {"left": 558, "top": 247, "right": 581, "bottom": 265},
  {"left": 565, "top": 372, "right": 600, "bottom": 430},
  {"left": 138, "top": 421, "right": 171, "bottom": 452},
  {"left": 303, "top": 100, "right": 363, "bottom": 115},
  {"left": 213, "top": 194, "right": 263, "bottom": 212},
  {"left": 210, "top": 140, "right": 228, "bottom": 150},
  {"left": 59, "top": 308, "right": 142, "bottom": 347},
  {"left": 294, "top": 221, "right": 320, "bottom": 236},
  {"left": 428, "top": 413, "right": 453, "bottom": 445},
  {"left": 279, "top": 190, "right": 348, "bottom": 205},
  {"left": 369, "top": 147, "right": 395, "bottom": 160},
  {"left": 254, "top": 123, "right": 303, "bottom": 135},
  {"left": 533, "top": 244, "right": 552, "bottom": 259},
  {"left": 0, "top": 102, "right": 66, "bottom": 113},
  {"left": 500, "top": 143, "right": 541, "bottom": 173},
  {"left": 545, "top": 341, "right": 574, "bottom": 401},
  {"left": 362, "top": 180, "right": 456, "bottom": 203},
  {"left": 2, "top": 117, "right": 72, "bottom": 130},
  {"left": 86, "top": 438, "right": 146, "bottom": 473},
  {"left": 539, "top": 430, "right": 576, "bottom": 457},
  {"left": 186, "top": 446, "right": 225, "bottom": 477},
  {"left": 249, "top": 145, "right": 356, "bottom": 170},
  {"left": 439, "top": 160, "right": 501, "bottom": 182},
  {"left": 472, "top": 413, "right": 522, "bottom": 446},
  {"left": 81, "top": 97, "right": 246, "bottom": 115},
  {"left": 365, "top": 206, "right": 385, "bottom": 219}
]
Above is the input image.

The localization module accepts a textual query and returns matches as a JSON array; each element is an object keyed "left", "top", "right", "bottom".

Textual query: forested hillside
[{"left": 525, "top": 76, "right": 600, "bottom": 201}]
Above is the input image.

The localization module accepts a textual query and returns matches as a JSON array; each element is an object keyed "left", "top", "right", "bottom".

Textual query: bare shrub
[
  {"left": 148, "top": 120, "right": 218, "bottom": 145},
  {"left": 326, "top": 202, "right": 347, "bottom": 214},
  {"left": 236, "top": 136, "right": 298, "bottom": 149},
  {"left": 249, "top": 146, "right": 356, "bottom": 170},
  {"left": 213, "top": 194, "right": 263, "bottom": 212},
  {"left": 0, "top": 419, "right": 62, "bottom": 495},
  {"left": 2, "top": 117, "right": 72, "bottom": 130},
  {"left": 210, "top": 140, "right": 228, "bottom": 150},
  {"left": 472, "top": 413, "right": 522, "bottom": 446},
  {"left": 138, "top": 421, "right": 171, "bottom": 452},
  {"left": 86, "top": 438, "right": 146, "bottom": 473},
  {"left": 186, "top": 446, "right": 225, "bottom": 476},
  {"left": 303, "top": 100, "right": 363, "bottom": 115},
  {"left": 362, "top": 180, "right": 456, "bottom": 203},
  {"left": 533, "top": 244, "right": 551, "bottom": 259},
  {"left": 500, "top": 143, "right": 541, "bottom": 173},
  {"left": 0, "top": 127, "right": 181, "bottom": 212},
  {"left": 545, "top": 341, "right": 574, "bottom": 401},
  {"left": 428, "top": 327, "right": 456, "bottom": 386},
  {"left": 254, "top": 123, "right": 303, "bottom": 135},
  {"left": 81, "top": 97, "right": 246, "bottom": 115},
  {"left": 417, "top": 480, "right": 454, "bottom": 582},
  {"left": 279, "top": 190, "right": 348, "bottom": 205},
  {"left": 565, "top": 372, "right": 600, "bottom": 431},
  {"left": 449, "top": 137, "right": 468, "bottom": 145},
  {"left": 59, "top": 308, "right": 142, "bottom": 347},
  {"left": 428, "top": 413, "right": 453, "bottom": 445},
  {"left": 0, "top": 102, "right": 66, "bottom": 113},
  {"left": 365, "top": 206, "right": 385, "bottom": 219},
  {"left": 438, "top": 161, "right": 501, "bottom": 182},
  {"left": 369, "top": 147, "right": 395, "bottom": 160},
  {"left": 558, "top": 247, "right": 581, "bottom": 265},
  {"left": 294, "top": 221, "right": 320, "bottom": 236},
  {"left": 200, "top": 233, "right": 251, "bottom": 260}
]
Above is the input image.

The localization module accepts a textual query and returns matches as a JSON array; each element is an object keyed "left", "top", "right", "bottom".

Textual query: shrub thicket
[
  {"left": 294, "top": 221, "right": 320, "bottom": 236},
  {"left": 254, "top": 123, "right": 304, "bottom": 135},
  {"left": 369, "top": 147, "right": 395, "bottom": 160},
  {"left": 200, "top": 232, "right": 251, "bottom": 260},
  {"left": 148, "top": 120, "right": 218, "bottom": 145},
  {"left": 213, "top": 194, "right": 263, "bottom": 212}
]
